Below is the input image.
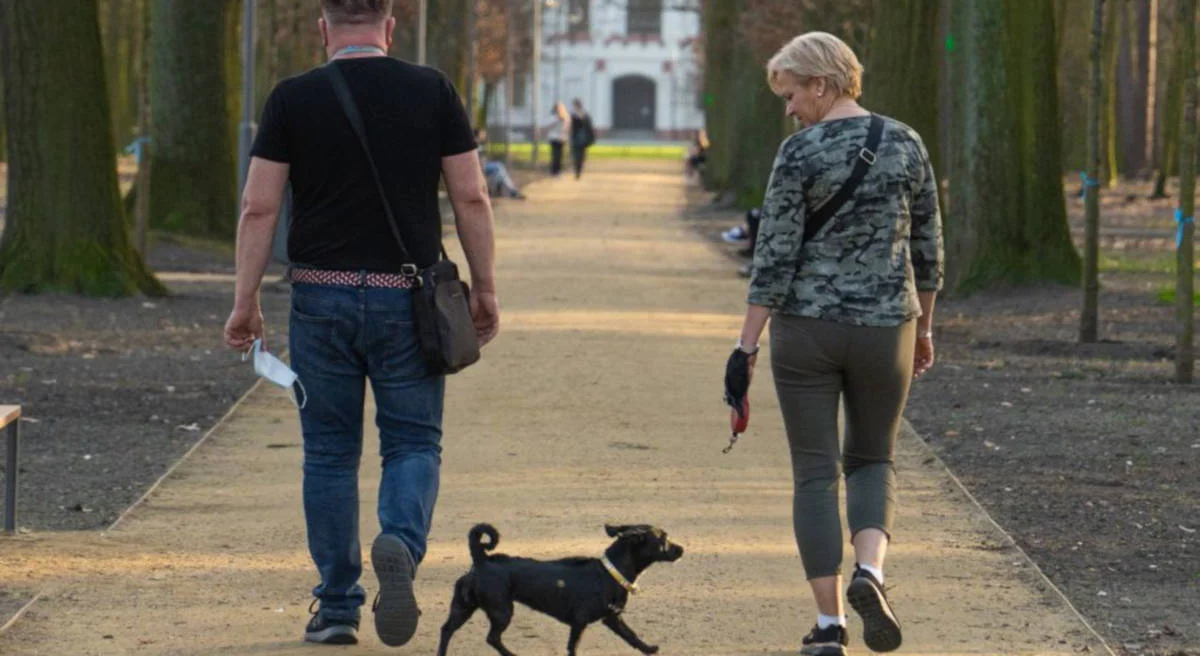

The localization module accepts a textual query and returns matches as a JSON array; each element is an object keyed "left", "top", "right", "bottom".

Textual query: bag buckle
[
  {"left": 400, "top": 263, "right": 419, "bottom": 277},
  {"left": 858, "top": 148, "right": 877, "bottom": 165}
]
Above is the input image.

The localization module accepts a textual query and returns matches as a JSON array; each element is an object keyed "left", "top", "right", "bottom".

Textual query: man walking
[
  {"left": 569, "top": 98, "right": 595, "bottom": 179},
  {"left": 223, "top": 0, "right": 498, "bottom": 647}
]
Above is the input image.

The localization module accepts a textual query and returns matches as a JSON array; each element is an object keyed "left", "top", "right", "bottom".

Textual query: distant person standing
[
  {"left": 548, "top": 101, "right": 571, "bottom": 176},
  {"left": 569, "top": 98, "right": 596, "bottom": 179}
]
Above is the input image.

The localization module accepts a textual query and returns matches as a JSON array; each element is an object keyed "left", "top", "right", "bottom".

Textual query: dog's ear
[{"left": 605, "top": 524, "right": 649, "bottom": 540}]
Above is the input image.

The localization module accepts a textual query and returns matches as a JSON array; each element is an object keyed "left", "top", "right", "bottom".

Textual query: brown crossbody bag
[{"left": 326, "top": 62, "right": 480, "bottom": 375}]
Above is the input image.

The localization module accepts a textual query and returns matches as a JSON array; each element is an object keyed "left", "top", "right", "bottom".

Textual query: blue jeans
[{"left": 289, "top": 281, "right": 445, "bottom": 622}]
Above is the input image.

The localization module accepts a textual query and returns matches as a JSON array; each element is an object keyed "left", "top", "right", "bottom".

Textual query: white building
[{"left": 488, "top": 0, "right": 705, "bottom": 142}]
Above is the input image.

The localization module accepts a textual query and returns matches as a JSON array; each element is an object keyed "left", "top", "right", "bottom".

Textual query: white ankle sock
[
  {"left": 817, "top": 613, "right": 846, "bottom": 629},
  {"left": 858, "top": 563, "right": 884, "bottom": 584}
]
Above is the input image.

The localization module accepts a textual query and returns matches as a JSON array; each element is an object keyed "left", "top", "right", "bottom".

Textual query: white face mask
[{"left": 244, "top": 339, "right": 307, "bottom": 409}]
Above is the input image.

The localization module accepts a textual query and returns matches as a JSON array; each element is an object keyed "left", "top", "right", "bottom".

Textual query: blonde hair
[{"left": 767, "top": 32, "right": 863, "bottom": 100}]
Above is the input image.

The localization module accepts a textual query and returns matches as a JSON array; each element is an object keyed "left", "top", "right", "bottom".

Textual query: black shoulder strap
[
  {"left": 326, "top": 62, "right": 445, "bottom": 264},
  {"left": 802, "top": 113, "right": 885, "bottom": 244}
]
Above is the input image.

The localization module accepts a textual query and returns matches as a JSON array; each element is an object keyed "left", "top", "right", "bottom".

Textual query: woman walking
[
  {"left": 548, "top": 101, "right": 571, "bottom": 176},
  {"left": 728, "top": 32, "right": 943, "bottom": 656}
]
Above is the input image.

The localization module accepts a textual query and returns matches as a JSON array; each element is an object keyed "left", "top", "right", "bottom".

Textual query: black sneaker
[
  {"left": 371, "top": 534, "right": 421, "bottom": 647},
  {"left": 304, "top": 601, "right": 359, "bottom": 645},
  {"left": 800, "top": 624, "right": 848, "bottom": 656},
  {"left": 847, "top": 566, "right": 902, "bottom": 652}
]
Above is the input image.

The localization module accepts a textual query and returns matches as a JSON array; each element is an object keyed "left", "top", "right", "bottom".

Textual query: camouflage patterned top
[{"left": 747, "top": 114, "right": 943, "bottom": 327}]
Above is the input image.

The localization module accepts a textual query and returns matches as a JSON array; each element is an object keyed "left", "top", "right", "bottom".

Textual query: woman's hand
[{"left": 913, "top": 333, "right": 935, "bottom": 378}]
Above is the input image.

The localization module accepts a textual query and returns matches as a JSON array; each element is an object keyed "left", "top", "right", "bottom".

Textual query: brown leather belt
[{"left": 288, "top": 267, "right": 419, "bottom": 289}]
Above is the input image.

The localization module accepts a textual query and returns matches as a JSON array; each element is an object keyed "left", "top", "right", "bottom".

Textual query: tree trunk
[
  {"left": 1117, "top": 0, "right": 1147, "bottom": 176},
  {"left": 0, "top": 1, "right": 164, "bottom": 296},
  {"left": 1143, "top": 0, "right": 1159, "bottom": 175},
  {"left": 479, "top": 80, "right": 495, "bottom": 131},
  {"left": 1081, "top": 0, "right": 1105, "bottom": 342},
  {"left": 725, "top": 0, "right": 786, "bottom": 210},
  {"left": 1101, "top": 0, "right": 1121, "bottom": 186},
  {"left": 701, "top": 0, "right": 737, "bottom": 192},
  {"left": 865, "top": 0, "right": 941, "bottom": 182},
  {"left": 149, "top": 0, "right": 239, "bottom": 238},
  {"left": 1154, "top": 5, "right": 1186, "bottom": 197},
  {"left": 1174, "top": 0, "right": 1196, "bottom": 383},
  {"left": 0, "top": 73, "right": 6, "bottom": 161},
  {"left": 945, "top": 0, "right": 1079, "bottom": 294}
]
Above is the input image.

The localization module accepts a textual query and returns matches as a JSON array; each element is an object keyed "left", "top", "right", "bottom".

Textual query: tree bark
[
  {"left": 946, "top": 0, "right": 1080, "bottom": 294},
  {"left": 0, "top": 72, "right": 6, "bottom": 161},
  {"left": 1174, "top": 0, "right": 1196, "bottom": 383},
  {"left": 0, "top": 0, "right": 164, "bottom": 296},
  {"left": 1143, "top": 0, "right": 1158, "bottom": 174},
  {"left": 1117, "top": 0, "right": 1147, "bottom": 175},
  {"left": 1101, "top": 0, "right": 1121, "bottom": 186},
  {"left": 725, "top": 23, "right": 785, "bottom": 209},
  {"left": 1081, "top": 0, "right": 1105, "bottom": 342},
  {"left": 1154, "top": 4, "right": 1186, "bottom": 197},
  {"left": 865, "top": 0, "right": 941, "bottom": 183},
  {"left": 149, "top": 0, "right": 239, "bottom": 238}
]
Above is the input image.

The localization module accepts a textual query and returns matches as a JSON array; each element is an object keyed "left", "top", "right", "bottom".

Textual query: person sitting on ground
[
  {"left": 685, "top": 128, "right": 709, "bottom": 179},
  {"left": 474, "top": 128, "right": 526, "bottom": 200}
]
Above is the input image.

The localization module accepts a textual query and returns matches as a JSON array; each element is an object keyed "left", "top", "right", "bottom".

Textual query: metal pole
[
  {"left": 418, "top": 0, "right": 428, "bottom": 65},
  {"left": 531, "top": 0, "right": 542, "bottom": 168},
  {"left": 554, "top": 3, "right": 562, "bottom": 104},
  {"left": 5, "top": 422, "right": 17, "bottom": 534},
  {"left": 238, "top": 0, "right": 257, "bottom": 204}
]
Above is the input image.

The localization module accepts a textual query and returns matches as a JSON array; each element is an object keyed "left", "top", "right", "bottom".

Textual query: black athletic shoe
[
  {"left": 304, "top": 601, "right": 359, "bottom": 645},
  {"left": 371, "top": 534, "right": 421, "bottom": 647},
  {"left": 800, "top": 624, "right": 848, "bottom": 656},
  {"left": 847, "top": 566, "right": 902, "bottom": 652}
]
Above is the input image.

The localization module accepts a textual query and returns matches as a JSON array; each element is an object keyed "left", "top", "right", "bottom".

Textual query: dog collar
[{"left": 601, "top": 556, "right": 639, "bottom": 595}]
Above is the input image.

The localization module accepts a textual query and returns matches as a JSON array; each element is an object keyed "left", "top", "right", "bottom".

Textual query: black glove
[{"left": 724, "top": 349, "right": 752, "bottom": 418}]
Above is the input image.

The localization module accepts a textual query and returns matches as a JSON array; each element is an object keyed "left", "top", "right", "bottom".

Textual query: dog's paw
[{"left": 641, "top": 646, "right": 659, "bottom": 654}]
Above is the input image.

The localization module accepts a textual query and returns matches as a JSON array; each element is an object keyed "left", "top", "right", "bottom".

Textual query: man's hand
[
  {"left": 225, "top": 304, "right": 265, "bottom": 351},
  {"left": 471, "top": 291, "right": 500, "bottom": 346}
]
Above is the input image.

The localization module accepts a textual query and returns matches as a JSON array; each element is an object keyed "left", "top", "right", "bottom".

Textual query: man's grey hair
[{"left": 322, "top": 0, "right": 394, "bottom": 26}]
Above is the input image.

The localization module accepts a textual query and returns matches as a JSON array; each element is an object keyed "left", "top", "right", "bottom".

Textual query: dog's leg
[
  {"left": 566, "top": 624, "right": 587, "bottom": 656},
  {"left": 483, "top": 603, "right": 518, "bottom": 656},
  {"left": 602, "top": 616, "right": 659, "bottom": 655},
  {"left": 437, "top": 582, "right": 479, "bottom": 656}
]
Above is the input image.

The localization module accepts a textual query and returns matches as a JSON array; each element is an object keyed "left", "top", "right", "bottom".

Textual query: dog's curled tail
[{"left": 468, "top": 523, "right": 500, "bottom": 564}]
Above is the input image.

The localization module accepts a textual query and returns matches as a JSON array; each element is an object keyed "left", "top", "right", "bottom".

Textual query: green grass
[
  {"left": 1154, "top": 286, "right": 1200, "bottom": 307},
  {"left": 149, "top": 230, "right": 235, "bottom": 256},
  {"left": 1099, "top": 253, "right": 1194, "bottom": 274},
  {"left": 484, "top": 142, "right": 687, "bottom": 163}
]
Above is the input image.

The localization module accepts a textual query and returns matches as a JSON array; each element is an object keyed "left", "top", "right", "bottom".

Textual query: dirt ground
[
  {"left": 0, "top": 160, "right": 1110, "bottom": 655},
  {"left": 693, "top": 177, "right": 1199, "bottom": 656},
  {"left": 0, "top": 164, "right": 540, "bottom": 624}
]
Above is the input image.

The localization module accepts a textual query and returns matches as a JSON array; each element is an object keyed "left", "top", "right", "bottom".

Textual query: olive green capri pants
[{"left": 769, "top": 315, "right": 916, "bottom": 579}]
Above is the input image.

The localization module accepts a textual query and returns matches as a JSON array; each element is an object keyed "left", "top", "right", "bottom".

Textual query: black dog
[{"left": 437, "top": 523, "right": 684, "bottom": 656}]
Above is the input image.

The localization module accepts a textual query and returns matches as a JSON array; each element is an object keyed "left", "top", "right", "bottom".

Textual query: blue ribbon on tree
[
  {"left": 123, "top": 136, "right": 150, "bottom": 165},
  {"left": 1176, "top": 208, "right": 1194, "bottom": 249},
  {"left": 1080, "top": 172, "right": 1100, "bottom": 198}
]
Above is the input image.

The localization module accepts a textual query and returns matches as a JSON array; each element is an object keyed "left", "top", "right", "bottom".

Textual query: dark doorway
[{"left": 612, "top": 75, "right": 656, "bottom": 131}]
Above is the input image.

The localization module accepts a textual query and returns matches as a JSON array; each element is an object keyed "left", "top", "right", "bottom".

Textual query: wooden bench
[{"left": 1, "top": 405, "right": 19, "bottom": 534}]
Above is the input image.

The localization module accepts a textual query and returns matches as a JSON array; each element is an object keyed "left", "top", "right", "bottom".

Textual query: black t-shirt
[{"left": 251, "top": 57, "right": 476, "bottom": 271}]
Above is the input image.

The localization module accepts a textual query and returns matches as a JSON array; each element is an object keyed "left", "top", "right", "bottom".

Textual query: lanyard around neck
[{"left": 332, "top": 45, "right": 386, "bottom": 59}]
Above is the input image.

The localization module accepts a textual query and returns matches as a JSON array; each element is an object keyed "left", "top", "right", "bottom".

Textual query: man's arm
[
  {"left": 226, "top": 157, "right": 288, "bottom": 349},
  {"left": 442, "top": 151, "right": 496, "bottom": 293},
  {"left": 442, "top": 150, "right": 500, "bottom": 344}
]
